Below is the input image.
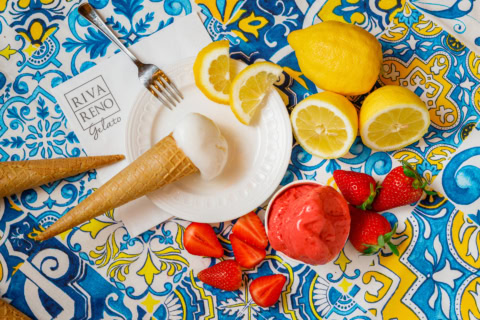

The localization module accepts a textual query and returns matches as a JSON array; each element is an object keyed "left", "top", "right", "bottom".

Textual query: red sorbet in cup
[{"left": 267, "top": 184, "right": 350, "bottom": 265}]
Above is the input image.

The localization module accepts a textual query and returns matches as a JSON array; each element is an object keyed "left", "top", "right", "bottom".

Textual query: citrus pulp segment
[
  {"left": 230, "top": 61, "right": 284, "bottom": 125},
  {"left": 290, "top": 91, "right": 358, "bottom": 159},
  {"left": 359, "top": 85, "right": 430, "bottom": 151},
  {"left": 193, "top": 40, "right": 231, "bottom": 104}
]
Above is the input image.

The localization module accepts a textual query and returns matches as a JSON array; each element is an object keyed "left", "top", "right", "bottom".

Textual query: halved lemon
[
  {"left": 290, "top": 91, "right": 358, "bottom": 159},
  {"left": 359, "top": 85, "right": 430, "bottom": 151},
  {"left": 193, "top": 40, "right": 231, "bottom": 104},
  {"left": 230, "top": 61, "right": 283, "bottom": 125}
]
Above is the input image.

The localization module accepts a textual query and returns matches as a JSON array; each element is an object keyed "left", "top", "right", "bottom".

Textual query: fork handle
[{"left": 78, "top": 3, "right": 140, "bottom": 65}]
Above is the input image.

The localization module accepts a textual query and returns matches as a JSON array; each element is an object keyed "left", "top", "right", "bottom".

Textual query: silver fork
[{"left": 78, "top": 3, "right": 183, "bottom": 110}]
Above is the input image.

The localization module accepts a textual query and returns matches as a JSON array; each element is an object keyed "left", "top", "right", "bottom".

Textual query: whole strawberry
[
  {"left": 198, "top": 260, "right": 242, "bottom": 291},
  {"left": 333, "top": 170, "right": 377, "bottom": 209},
  {"left": 349, "top": 205, "right": 398, "bottom": 256},
  {"left": 372, "top": 161, "right": 436, "bottom": 212}
]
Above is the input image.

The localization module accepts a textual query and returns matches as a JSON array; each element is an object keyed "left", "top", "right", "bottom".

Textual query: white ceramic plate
[{"left": 126, "top": 57, "right": 292, "bottom": 223}]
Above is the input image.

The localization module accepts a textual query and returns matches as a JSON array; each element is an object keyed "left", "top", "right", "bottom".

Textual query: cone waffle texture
[
  {"left": 0, "top": 155, "right": 125, "bottom": 198},
  {"left": 36, "top": 134, "right": 199, "bottom": 241},
  {"left": 0, "top": 299, "right": 30, "bottom": 320}
]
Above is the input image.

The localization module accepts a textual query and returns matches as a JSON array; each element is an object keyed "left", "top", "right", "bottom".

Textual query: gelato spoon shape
[{"left": 35, "top": 113, "right": 228, "bottom": 241}]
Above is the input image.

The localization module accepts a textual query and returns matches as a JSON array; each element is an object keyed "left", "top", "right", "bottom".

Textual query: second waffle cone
[{"left": 36, "top": 134, "right": 198, "bottom": 241}]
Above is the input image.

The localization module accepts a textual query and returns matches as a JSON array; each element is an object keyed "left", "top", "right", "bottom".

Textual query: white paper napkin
[{"left": 52, "top": 14, "right": 212, "bottom": 237}]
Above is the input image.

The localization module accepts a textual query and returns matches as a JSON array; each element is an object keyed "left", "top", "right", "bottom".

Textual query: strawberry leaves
[
  {"left": 402, "top": 161, "right": 437, "bottom": 195},
  {"left": 359, "top": 183, "right": 380, "bottom": 210},
  {"left": 361, "top": 222, "right": 399, "bottom": 256}
]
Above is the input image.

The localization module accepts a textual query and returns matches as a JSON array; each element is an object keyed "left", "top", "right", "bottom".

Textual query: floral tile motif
[
  {"left": 431, "top": 122, "right": 480, "bottom": 217},
  {"left": 386, "top": 197, "right": 480, "bottom": 319},
  {"left": 411, "top": 0, "right": 480, "bottom": 55},
  {"left": 4, "top": 234, "right": 141, "bottom": 319},
  {"left": 378, "top": 3, "right": 480, "bottom": 183}
]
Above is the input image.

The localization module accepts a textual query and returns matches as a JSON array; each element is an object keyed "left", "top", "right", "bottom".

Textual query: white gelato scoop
[{"left": 172, "top": 113, "right": 228, "bottom": 180}]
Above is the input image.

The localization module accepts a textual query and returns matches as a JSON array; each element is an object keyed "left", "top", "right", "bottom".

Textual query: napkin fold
[{"left": 52, "top": 14, "right": 212, "bottom": 237}]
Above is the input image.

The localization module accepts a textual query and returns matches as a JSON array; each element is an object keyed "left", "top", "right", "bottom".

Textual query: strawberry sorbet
[{"left": 267, "top": 183, "right": 350, "bottom": 265}]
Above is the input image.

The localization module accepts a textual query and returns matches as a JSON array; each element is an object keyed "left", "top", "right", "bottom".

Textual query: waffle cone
[
  {"left": 0, "top": 299, "right": 30, "bottom": 320},
  {"left": 0, "top": 155, "right": 125, "bottom": 198},
  {"left": 36, "top": 134, "right": 198, "bottom": 241}
]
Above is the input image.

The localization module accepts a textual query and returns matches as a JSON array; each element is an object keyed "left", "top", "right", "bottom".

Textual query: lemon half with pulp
[
  {"left": 291, "top": 91, "right": 358, "bottom": 159},
  {"left": 359, "top": 85, "right": 430, "bottom": 151}
]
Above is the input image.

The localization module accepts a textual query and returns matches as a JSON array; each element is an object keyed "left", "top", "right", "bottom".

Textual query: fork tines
[{"left": 149, "top": 72, "right": 184, "bottom": 110}]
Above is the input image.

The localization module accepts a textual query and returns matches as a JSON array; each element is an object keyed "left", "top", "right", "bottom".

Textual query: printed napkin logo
[{"left": 64, "top": 76, "right": 121, "bottom": 140}]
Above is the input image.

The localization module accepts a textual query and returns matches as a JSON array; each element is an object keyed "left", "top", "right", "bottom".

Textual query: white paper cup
[{"left": 265, "top": 180, "right": 324, "bottom": 265}]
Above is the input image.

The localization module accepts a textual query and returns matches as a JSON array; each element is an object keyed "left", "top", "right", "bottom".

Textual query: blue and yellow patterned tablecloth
[{"left": 1, "top": 0, "right": 480, "bottom": 319}]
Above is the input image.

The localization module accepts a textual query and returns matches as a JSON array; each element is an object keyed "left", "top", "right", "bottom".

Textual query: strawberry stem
[
  {"left": 358, "top": 183, "right": 378, "bottom": 210},
  {"left": 361, "top": 223, "right": 399, "bottom": 256},
  {"left": 401, "top": 161, "right": 437, "bottom": 196}
]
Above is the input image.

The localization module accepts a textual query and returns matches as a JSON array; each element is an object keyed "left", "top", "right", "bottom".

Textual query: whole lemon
[{"left": 288, "top": 21, "right": 382, "bottom": 95}]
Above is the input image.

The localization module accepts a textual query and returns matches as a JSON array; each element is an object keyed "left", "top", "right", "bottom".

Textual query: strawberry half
[
  {"left": 198, "top": 260, "right": 242, "bottom": 291},
  {"left": 184, "top": 223, "right": 224, "bottom": 258},
  {"left": 333, "top": 170, "right": 377, "bottom": 209},
  {"left": 230, "top": 234, "right": 266, "bottom": 268},
  {"left": 232, "top": 211, "right": 268, "bottom": 249},
  {"left": 249, "top": 274, "right": 287, "bottom": 308},
  {"left": 372, "top": 161, "right": 436, "bottom": 212},
  {"left": 348, "top": 205, "right": 399, "bottom": 256}
]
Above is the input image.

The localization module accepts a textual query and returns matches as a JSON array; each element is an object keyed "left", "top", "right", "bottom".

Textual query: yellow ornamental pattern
[
  {"left": 468, "top": 52, "right": 480, "bottom": 114},
  {"left": 195, "top": 0, "right": 270, "bottom": 43},
  {"left": 451, "top": 210, "right": 480, "bottom": 269},
  {"left": 425, "top": 145, "right": 457, "bottom": 171},
  {"left": 318, "top": 0, "right": 366, "bottom": 25},
  {"left": 362, "top": 271, "right": 393, "bottom": 304},
  {"left": 152, "top": 247, "right": 189, "bottom": 276},
  {"left": 237, "top": 12, "right": 268, "bottom": 39},
  {"left": 460, "top": 277, "right": 480, "bottom": 319},
  {"left": 80, "top": 217, "right": 115, "bottom": 239},
  {"left": 88, "top": 230, "right": 189, "bottom": 283},
  {"left": 0, "top": 45, "right": 17, "bottom": 60},
  {"left": 175, "top": 223, "right": 185, "bottom": 250},
  {"left": 189, "top": 271, "right": 216, "bottom": 320},
  {"left": 107, "top": 252, "right": 139, "bottom": 282},
  {"left": 137, "top": 251, "right": 161, "bottom": 286},
  {"left": 89, "top": 232, "right": 120, "bottom": 268},
  {"left": 17, "top": 20, "right": 57, "bottom": 47},
  {"left": 378, "top": 219, "right": 419, "bottom": 319},
  {"left": 381, "top": 53, "right": 460, "bottom": 130},
  {"left": 411, "top": 14, "right": 443, "bottom": 37},
  {"left": 195, "top": 0, "right": 243, "bottom": 24}
]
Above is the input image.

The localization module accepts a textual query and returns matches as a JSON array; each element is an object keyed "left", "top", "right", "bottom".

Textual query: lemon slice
[
  {"left": 193, "top": 40, "right": 231, "bottom": 104},
  {"left": 359, "top": 85, "right": 430, "bottom": 151},
  {"left": 230, "top": 61, "right": 283, "bottom": 125},
  {"left": 291, "top": 91, "right": 358, "bottom": 159}
]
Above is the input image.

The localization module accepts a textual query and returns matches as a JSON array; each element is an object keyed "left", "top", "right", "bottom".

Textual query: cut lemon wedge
[
  {"left": 230, "top": 61, "right": 283, "bottom": 125},
  {"left": 290, "top": 91, "right": 358, "bottom": 159},
  {"left": 359, "top": 85, "right": 430, "bottom": 151},
  {"left": 193, "top": 40, "right": 231, "bottom": 104}
]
